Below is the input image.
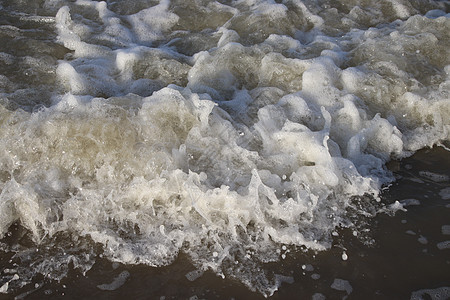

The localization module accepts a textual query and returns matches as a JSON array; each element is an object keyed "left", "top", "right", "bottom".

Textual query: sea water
[{"left": 0, "top": 0, "right": 449, "bottom": 298}]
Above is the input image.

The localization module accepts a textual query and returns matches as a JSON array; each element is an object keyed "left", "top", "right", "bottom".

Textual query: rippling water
[{"left": 0, "top": 0, "right": 449, "bottom": 298}]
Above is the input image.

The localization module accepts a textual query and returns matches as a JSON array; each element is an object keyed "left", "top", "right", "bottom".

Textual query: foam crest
[{"left": 127, "top": 0, "right": 179, "bottom": 44}]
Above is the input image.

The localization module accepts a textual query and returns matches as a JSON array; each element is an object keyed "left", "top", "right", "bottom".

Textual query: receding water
[{"left": 0, "top": 0, "right": 449, "bottom": 299}]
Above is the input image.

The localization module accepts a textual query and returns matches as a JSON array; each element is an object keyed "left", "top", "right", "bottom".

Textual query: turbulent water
[{"left": 0, "top": 0, "right": 449, "bottom": 297}]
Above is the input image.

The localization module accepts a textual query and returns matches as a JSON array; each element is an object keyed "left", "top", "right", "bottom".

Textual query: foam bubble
[
  {"left": 126, "top": 0, "right": 178, "bottom": 44},
  {"left": 341, "top": 252, "right": 348, "bottom": 261},
  {"left": 301, "top": 264, "right": 314, "bottom": 272},
  {"left": 436, "top": 241, "right": 450, "bottom": 250},
  {"left": 439, "top": 187, "right": 450, "bottom": 200},
  {"left": 411, "top": 287, "right": 450, "bottom": 300},
  {"left": 419, "top": 171, "right": 449, "bottom": 183},
  {"left": 400, "top": 199, "right": 421, "bottom": 206},
  {"left": 312, "top": 293, "right": 326, "bottom": 300},
  {"left": 442, "top": 225, "right": 450, "bottom": 235},
  {"left": 185, "top": 270, "right": 204, "bottom": 282},
  {"left": 0, "top": 274, "right": 19, "bottom": 294},
  {"left": 97, "top": 271, "right": 130, "bottom": 291},
  {"left": 417, "top": 235, "right": 428, "bottom": 245},
  {"left": 331, "top": 278, "right": 353, "bottom": 295}
]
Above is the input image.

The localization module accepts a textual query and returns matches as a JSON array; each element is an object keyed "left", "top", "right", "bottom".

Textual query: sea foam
[{"left": 0, "top": 0, "right": 449, "bottom": 296}]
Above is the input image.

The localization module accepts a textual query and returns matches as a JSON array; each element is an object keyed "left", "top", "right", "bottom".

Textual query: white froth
[
  {"left": 442, "top": 225, "right": 450, "bottom": 235},
  {"left": 1, "top": 0, "right": 449, "bottom": 296},
  {"left": 439, "top": 187, "right": 450, "bottom": 200},
  {"left": 0, "top": 282, "right": 8, "bottom": 294},
  {"left": 0, "top": 274, "right": 19, "bottom": 294},
  {"left": 185, "top": 269, "right": 204, "bottom": 282},
  {"left": 411, "top": 287, "right": 450, "bottom": 300},
  {"left": 400, "top": 199, "right": 421, "bottom": 206},
  {"left": 97, "top": 271, "right": 130, "bottom": 291},
  {"left": 301, "top": 264, "right": 314, "bottom": 272},
  {"left": 419, "top": 171, "right": 449, "bottom": 183},
  {"left": 417, "top": 235, "right": 428, "bottom": 245},
  {"left": 331, "top": 278, "right": 353, "bottom": 295},
  {"left": 126, "top": 0, "right": 179, "bottom": 44},
  {"left": 341, "top": 252, "right": 348, "bottom": 261},
  {"left": 436, "top": 241, "right": 450, "bottom": 250},
  {"left": 312, "top": 293, "right": 326, "bottom": 300}
]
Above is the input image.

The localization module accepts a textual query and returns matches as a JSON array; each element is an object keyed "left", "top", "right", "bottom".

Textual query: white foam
[
  {"left": 0, "top": 274, "right": 19, "bottom": 294},
  {"left": 312, "top": 293, "right": 326, "bottom": 300},
  {"left": 126, "top": 0, "right": 179, "bottom": 44},
  {"left": 1, "top": 0, "right": 450, "bottom": 296},
  {"left": 442, "top": 225, "right": 450, "bottom": 235},
  {"left": 400, "top": 199, "right": 421, "bottom": 206},
  {"left": 411, "top": 287, "right": 450, "bottom": 300},
  {"left": 331, "top": 278, "right": 353, "bottom": 295},
  {"left": 301, "top": 264, "right": 314, "bottom": 272},
  {"left": 419, "top": 171, "right": 449, "bottom": 183},
  {"left": 97, "top": 271, "right": 130, "bottom": 291},
  {"left": 439, "top": 187, "right": 450, "bottom": 200},
  {"left": 185, "top": 270, "right": 204, "bottom": 282},
  {"left": 436, "top": 241, "right": 450, "bottom": 250},
  {"left": 0, "top": 282, "right": 8, "bottom": 294},
  {"left": 417, "top": 235, "right": 428, "bottom": 245},
  {"left": 341, "top": 252, "right": 348, "bottom": 261},
  {"left": 56, "top": 62, "right": 88, "bottom": 94}
]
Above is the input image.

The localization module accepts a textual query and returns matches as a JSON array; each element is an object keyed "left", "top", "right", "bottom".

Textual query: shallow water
[{"left": 0, "top": 0, "right": 449, "bottom": 298}]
